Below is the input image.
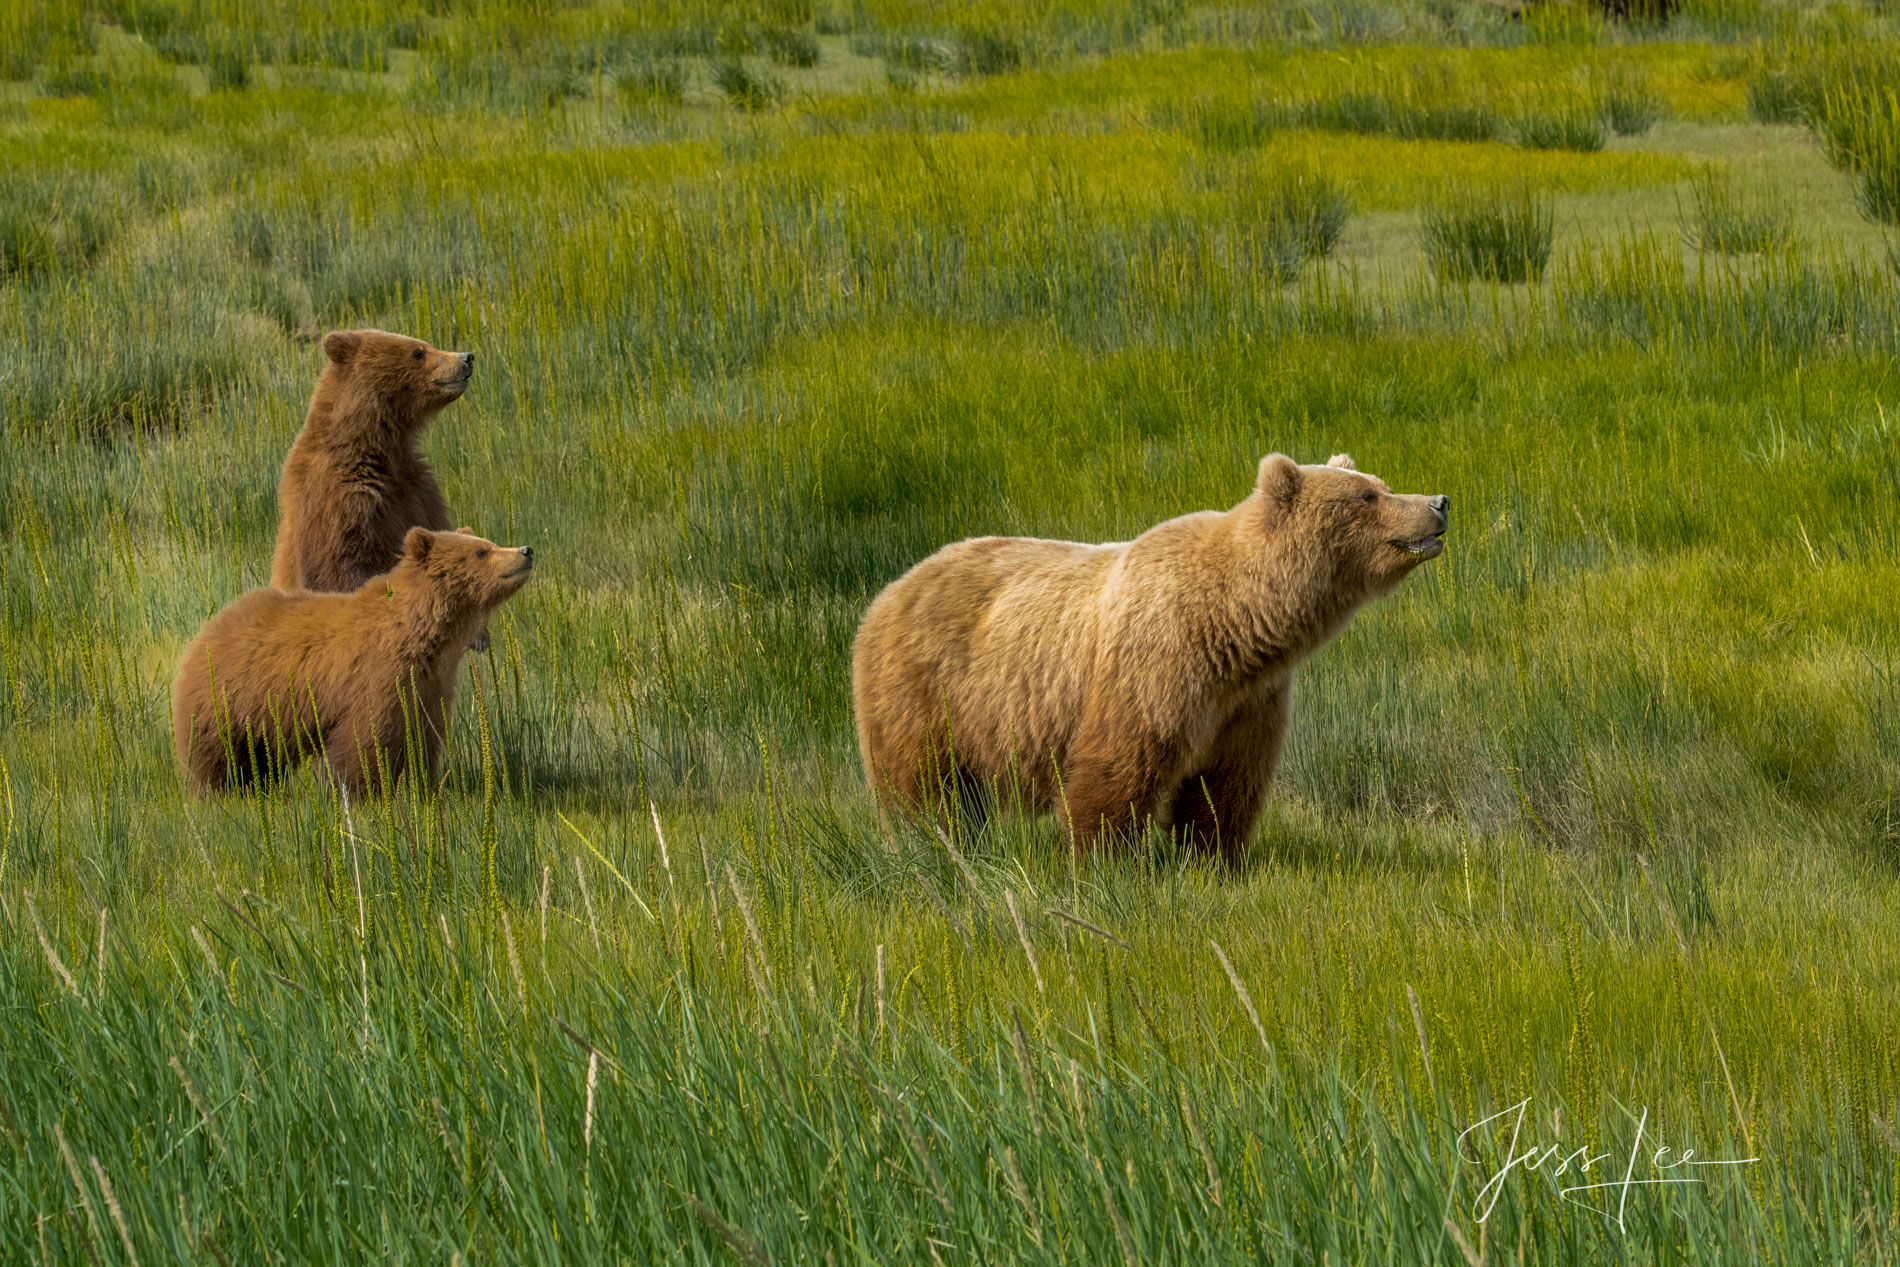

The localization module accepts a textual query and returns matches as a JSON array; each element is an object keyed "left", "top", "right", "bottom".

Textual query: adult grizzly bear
[
  {"left": 174, "top": 529, "right": 533, "bottom": 796},
  {"left": 269, "top": 329, "right": 473, "bottom": 595},
  {"left": 851, "top": 454, "right": 1448, "bottom": 855}
]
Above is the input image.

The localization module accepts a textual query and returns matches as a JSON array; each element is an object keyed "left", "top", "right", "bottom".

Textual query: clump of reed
[
  {"left": 714, "top": 58, "right": 785, "bottom": 111},
  {"left": 1596, "top": 68, "right": 1665, "bottom": 136},
  {"left": 956, "top": 25, "right": 1026, "bottom": 76},
  {"left": 1511, "top": 101, "right": 1606, "bottom": 152},
  {"left": 1248, "top": 167, "right": 1352, "bottom": 260},
  {"left": 1744, "top": 66, "right": 1803, "bottom": 124},
  {"left": 759, "top": 26, "right": 820, "bottom": 68},
  {"left": 1551, "top": 231, "right": 1898, "bottom": 355},
  {"left": 1160, "top": 99, "right": 1279, "bottom": 150},
  {"left": 617, "top": 56, "right": 685, "bottom": 106},
  {"left": 1679, "top": 168, "right": 1796, "bottom": 253},
  {"left": 1741, "top": 36, "right": 1900, "bottom": 223},
  {"left": 1286, "top": 88, "right": 1501, "bottom": 143},
  {"left": 851, "top": 33, "right": 957, "bottom": 76},
  {"left": 1421, "top": 188, "right": 1555, "bottom": 282},
  {"left": 1812, "top": 85, "right": 1900, "bottom": 225},
  {"left": 849, "top": 25, "right": 1026, "bottom": 79}
]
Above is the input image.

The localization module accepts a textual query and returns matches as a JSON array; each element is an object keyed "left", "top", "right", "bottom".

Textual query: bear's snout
[
  {"left": 498, "top": 545, "right": 535, "bottom": 580},
  {"left": 1429, "top": 495, "right": 1449, "bottom": 530},
  {"left": 432, "top": 351, "right": 475, "bottom": 394}
]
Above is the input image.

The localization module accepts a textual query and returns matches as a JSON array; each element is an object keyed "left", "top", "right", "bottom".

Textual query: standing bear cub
[
  {"left": 851, "top": 454, "right": 1448, "bottom": 855},
  {"left": 174, "top": 529, "right": 534, "bottom": 796},
  {"left": 271, "top": 328, "right": 474, "bottom": 595}
]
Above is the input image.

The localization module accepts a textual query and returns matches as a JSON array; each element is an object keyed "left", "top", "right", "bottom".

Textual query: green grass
[{"left": 4, "top": 2, "right": 1900, "bottom": 1262}]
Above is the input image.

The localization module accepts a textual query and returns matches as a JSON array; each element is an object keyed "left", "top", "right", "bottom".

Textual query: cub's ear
[
  {"left": 1256, "top": 453, "right": 1303, "bottom": 514},
  {"left": 1325, "top": 453, "right": 1356, "bottom": 470},
  {"left": 322, "top": 331, "right": 363, "bottom": 364},
  {"left": 403, "top": 526, "right": 435, "bottom": 563},
  {"left": 455, "top": 525, "right": 474, "bottom": 536}
]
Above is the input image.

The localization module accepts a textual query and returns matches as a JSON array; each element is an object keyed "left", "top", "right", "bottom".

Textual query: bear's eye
[
  {"left": 1360, "top": 490, "right": 1378, "bottom": 504},
  {"left": 411, "top": 348, "right": 425, "bottom": 361},
  {"left": 475, "top": 548, "right": 489, "bottom": 559}
]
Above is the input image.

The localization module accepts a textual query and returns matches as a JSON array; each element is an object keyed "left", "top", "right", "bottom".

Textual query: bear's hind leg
[
  {"left": 871, "top": 729, "right": 991, "bottom": 839},
  {"left": 179, "top": 721, "right": 230, "bottom": 793},
  {"left": 863, "top": 719, "right": 930, "bottom": 820},
  {"left": 940, "top": 767, "right": 993, "bottom": 841},
  {"left": 184, "top": 709, "right": 277, "bottom": 792}
]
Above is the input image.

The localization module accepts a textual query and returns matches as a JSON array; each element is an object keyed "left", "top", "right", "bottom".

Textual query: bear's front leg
[
  {"left": 422, "top": 693, "right": 453, "bottom": 784},
  {"left": 1060, "top": 717, "right": 1186, "bottom": 849},
  {"left": 325, "top": 731, "right": 376, "bottom": 797},
  {"left": 1168, "top": 677, "right": 1292, "bottom": 861},
  {"left": 327, "top": 701, "right": 406, "bottom": 796}
]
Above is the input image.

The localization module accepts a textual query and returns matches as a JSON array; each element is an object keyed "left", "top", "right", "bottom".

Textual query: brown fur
[
  {"left": 173, "top": 530, "right": 533, "bottom": 796},
  {"left": 269, "top": 329, "right": 473, "bottom": 594},
  {"left": 851, "top": 454, "right": 1448, "bottom": 856}
]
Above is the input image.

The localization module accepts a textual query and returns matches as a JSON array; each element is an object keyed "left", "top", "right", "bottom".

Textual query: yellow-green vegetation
[{"left": 4, "top": 0, "right": 1900, "bottom": 1261}]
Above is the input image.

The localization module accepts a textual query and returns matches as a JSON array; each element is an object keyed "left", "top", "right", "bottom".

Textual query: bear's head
[
  {"left": 321, "top": 329, "right": 474, "bottom": 419},
  {"left": 399, "top": 527, "right": 535, "bottom": 617},
  {"left": 1253, "top": 452, "right": 1448, "bottom": 599}
]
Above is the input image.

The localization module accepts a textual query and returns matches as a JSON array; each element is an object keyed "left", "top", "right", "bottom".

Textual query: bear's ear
[
  {"left": 1325, "top": 453, "right": 1356, "bottom": 470},
  {"left": 322, "top": 331, "right": 363, "bottom": 365},
  {"left": 403, "top": 526, "right": 435, "bottom": 564},
  {"left": 1256, "top": 453, "right": 1302, "bottom": 515}
]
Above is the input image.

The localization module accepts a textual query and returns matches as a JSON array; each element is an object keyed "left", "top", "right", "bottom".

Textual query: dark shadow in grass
[
  {"left": 436, "top": 710, "right": 644, "bottom": 816},
  {"left": 797, "top": 800, "right": 1020, "bottom": 907},
  {"left": 806, "top": 788, "right": 1261, "bottom": 913},
  {"left": 465, "top": 746, "right": 650, "bottom": 817},
  {"left": 1241, "top": 811, "right": 1465, "bottom": 883}
]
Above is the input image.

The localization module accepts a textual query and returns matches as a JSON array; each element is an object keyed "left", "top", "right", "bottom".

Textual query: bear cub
[
  {"left": 174, "top": 529, "right": 533, "bottom": 796},
  {"left": 270, "top": 328, "right": 474, "bottom": 595},
  {"left": 851, "top": 453, "right": 1448, "bottom": 856}
]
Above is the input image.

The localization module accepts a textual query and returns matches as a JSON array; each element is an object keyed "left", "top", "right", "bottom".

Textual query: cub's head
[
  {"left": 321, "top": 329, "right": 474, "bottom": 417},
  {"left": 400, "top": 528, "right": 535, "bottom": 616},
  {"left": 1254, "top": 452, "right": 1448, "bottom": 597}
]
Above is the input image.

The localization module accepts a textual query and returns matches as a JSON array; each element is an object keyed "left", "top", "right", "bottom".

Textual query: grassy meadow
[{"left": 5, "top": 0, "right": 1900, "bottom": 1260}]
